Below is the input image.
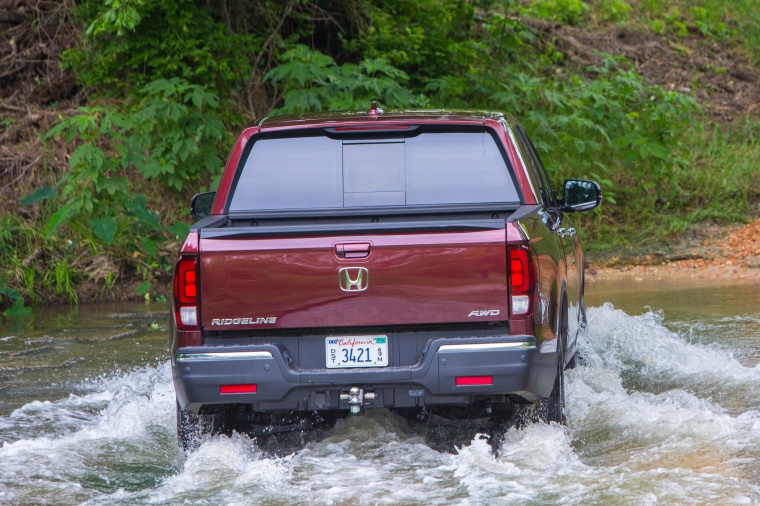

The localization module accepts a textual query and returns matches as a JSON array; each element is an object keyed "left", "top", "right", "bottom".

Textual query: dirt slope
[
  {"left": 588, "top": 217, "right": 760, "bottom": 281},
  {"left": 525, "top": 18, "right": 760, "bottom": 124},
  {"left": 0, "top": 0, "right": 79, "bottom": 208}
]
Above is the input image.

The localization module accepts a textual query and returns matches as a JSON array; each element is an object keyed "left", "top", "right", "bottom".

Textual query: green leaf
[
  {"left": 167, "top": 220, "right": 190, "bottom": 238},
  {"left": 141, "top": 237, "right": 157, "bottom": 257},
  {"left": 20, "top": 186, "right": 56, "bottom": 206},
  {"left": 90, "top": 215, "right": 118, "bottom": 245},
  {"left": 0, "top": 282, "right": 30, "bottom": 317},
  {"left": 46, "top": 206, "right": 71, "bottom": 237},
  {"left": 136, "top": 280, "right": 151, "bottom": 296},
  {"left": 99, "top": 176, "right": 128, "bottom": 196},
  {"left": 3, "top": 296, "right": 32, "bottom": 317},
  {"left": 125, "top": 195, "right": 163, "bottom": 231},
  {"left": 646, "top": 142, "right": 670, "bottom": 160}
]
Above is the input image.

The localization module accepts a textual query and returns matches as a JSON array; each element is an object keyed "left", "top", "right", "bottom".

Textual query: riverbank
[
  {"left": 588, "top": 261, "right": 760, "bottom": 284},
  {"left": 588, "top": 217, "right": 760, "bottom": 282}
]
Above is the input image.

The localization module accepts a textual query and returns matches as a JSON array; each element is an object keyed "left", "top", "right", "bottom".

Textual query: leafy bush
[
  {"left": 525, "top": 0, "right": 590, "bottom": 25},
  {"left": 265, "top": 45, "right": 426, "bottom": 113},
  {"left": 639, "top": 0, "right": 753, "bottom": 56},
  {"left": 597, "top": 0, "right": 632, "bottom": 22},
  {"left": 346, "top": 0, "right": 490, "bottom": 82},
  {"left": 63, "top": 0, "right": 252, "bottom": 97},
  {"left": 125, "top": 78, "right": 226, "bottom": 190},
  {"left": 493, "top": 55, "right": 699, "bottom": 204},
  {"left": 39, "top": 77, "right": 223, "bottom": 292},
  {"left": 0, "top": 281, "right": 31, "bottom": 316}
]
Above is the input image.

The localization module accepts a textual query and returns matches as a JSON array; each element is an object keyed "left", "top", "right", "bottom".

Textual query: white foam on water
[
  {"left": 0, "top": 302, "right": 759, "bottom": 505},
  {"left": 582, "top": 303, "right": 760, "bottom": 385},
  {"left": 143, "top": 434, "right": 294, "bottom": 505},
  {"left": 0, "top": 362, "right": 178, "bottom": 504}
]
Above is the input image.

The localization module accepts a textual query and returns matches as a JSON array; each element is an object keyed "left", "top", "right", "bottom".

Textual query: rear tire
[
  {"left": 509, "top": 354, "right": 566, "bottom": 427},
  {"left": 543, "top": 334, "right": 566, "bottom": 424},
  {"left": 176, "top": 401, "right": 199, "bottom": 452},
  {"left": 513, "top": 299, "right": 567, "bottom": 426},
  {"left": 567, "top": 300, "right": 588, "bottom": 370},
  {"left": 176, "top": 401, "right": 224, "bottom": 452}
]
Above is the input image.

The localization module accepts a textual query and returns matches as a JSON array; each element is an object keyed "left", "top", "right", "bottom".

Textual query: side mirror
[
  {"left": 190, "top": 191, "right": 216, "bottom": 220},
  {"left": 560, "top": 180, "right": 602, "bottom": 212}
]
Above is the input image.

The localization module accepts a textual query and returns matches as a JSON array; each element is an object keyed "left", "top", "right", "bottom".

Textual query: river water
[{"left": 1, "top": 277, "right": 759, "bottom": 504}]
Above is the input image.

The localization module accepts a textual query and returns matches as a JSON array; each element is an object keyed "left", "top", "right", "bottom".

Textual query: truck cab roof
[{"left": 251, "top": 108, "right": 520, "bottom": 132}]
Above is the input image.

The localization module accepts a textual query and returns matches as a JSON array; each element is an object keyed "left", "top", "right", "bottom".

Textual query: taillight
[
  {"left": 508, "top": 245, "right": 534, "bottom": 317},
  {"left": 220, "top": 384, "right": 257, "bottom": 394},
  {"left": 456, "top": 376, "right": 493, "bottom": 386},
  {"left": 174, "top": 256, "right": 199, "bottom": 330},
  {"left": 510, "top": 248, "right": 530, "bottom": 293}
]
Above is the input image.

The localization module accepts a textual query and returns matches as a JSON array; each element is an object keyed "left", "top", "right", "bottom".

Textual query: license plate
[{"left": 325, "top": 336, "right": 388, "bottom": 368}]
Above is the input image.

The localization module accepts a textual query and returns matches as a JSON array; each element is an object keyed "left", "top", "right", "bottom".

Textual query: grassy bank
[
  {"left": 1, "top": 0, "right": 759, "bottom": 314},
  {"left": 581, "top": 117, "right": 760, "bottom": 255}
]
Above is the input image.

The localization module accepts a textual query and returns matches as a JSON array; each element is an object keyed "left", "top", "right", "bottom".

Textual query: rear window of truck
[{"left": 229, "top": 129, "right": 520, "bottom": 212}]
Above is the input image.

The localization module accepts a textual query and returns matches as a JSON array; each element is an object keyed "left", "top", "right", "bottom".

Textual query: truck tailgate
[{"left": 198, "top": 224, "right": 508, "bottom": 330}]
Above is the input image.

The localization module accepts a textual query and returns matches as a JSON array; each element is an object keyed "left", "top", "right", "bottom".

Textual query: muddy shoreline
[
  {"left": 587, "top": 261, "right": 760, "bottom": 285},
  {"left": 589, "top": 217, "right": 760, "bottom": 283}
]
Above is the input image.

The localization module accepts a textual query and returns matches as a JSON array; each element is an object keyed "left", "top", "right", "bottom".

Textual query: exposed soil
[
  {"left": 0, "top": 0, "right": 81, "bottom": 208},
  {"left": 525, "top": 18, "right": 760, "bottom": 123},
  {"left": 588, "top": 217, "right": 760, "bottom": 281}
]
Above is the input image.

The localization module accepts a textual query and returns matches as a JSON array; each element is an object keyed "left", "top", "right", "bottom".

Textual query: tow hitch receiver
[{"left": 340, "top": 387, "right": 376, "bottom": 414}]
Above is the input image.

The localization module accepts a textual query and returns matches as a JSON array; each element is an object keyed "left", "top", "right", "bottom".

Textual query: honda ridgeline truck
[{"left": 170, "top": 106, "right": 601, "bottom": 449}]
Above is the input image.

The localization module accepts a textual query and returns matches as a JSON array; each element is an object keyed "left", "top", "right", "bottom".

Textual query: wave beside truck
[{"left": 170, "top": 107, "right": 601, "bottom": 450}]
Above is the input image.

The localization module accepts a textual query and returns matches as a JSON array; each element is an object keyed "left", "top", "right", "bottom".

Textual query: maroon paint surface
[{"left": 199, "top": 229, "right": 509, "bottom": 329}]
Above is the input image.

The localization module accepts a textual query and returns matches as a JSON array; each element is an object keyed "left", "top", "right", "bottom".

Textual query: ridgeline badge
[{"left": 211, "top": 317, "right": 277, "bottom": 326}]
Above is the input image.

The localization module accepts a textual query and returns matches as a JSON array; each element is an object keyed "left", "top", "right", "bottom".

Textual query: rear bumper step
[{"left": 172, "top": 336, "right": 556, "bottom": 412}]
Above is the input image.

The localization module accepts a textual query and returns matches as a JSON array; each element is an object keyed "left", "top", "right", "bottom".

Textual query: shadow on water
[{"left": 195, "top": 404, "right": 521, "bottom": 458}]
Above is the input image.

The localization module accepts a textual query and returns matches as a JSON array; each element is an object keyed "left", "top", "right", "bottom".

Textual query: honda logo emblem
[{"left": 338, "top": 267, "right": 369, "bottom": 292}]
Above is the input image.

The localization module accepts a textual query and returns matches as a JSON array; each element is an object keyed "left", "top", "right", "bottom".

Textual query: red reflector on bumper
[
  {"left": 455, "top": 376, "right": 493, "bottom": 386},
  {"left": 220, "top": 384, "right": 257, "bottom": 394}
]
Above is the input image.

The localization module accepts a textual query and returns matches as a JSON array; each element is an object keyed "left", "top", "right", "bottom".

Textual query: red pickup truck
[{"left": 170, "top": 106, "right": 601, "bottom": 449}]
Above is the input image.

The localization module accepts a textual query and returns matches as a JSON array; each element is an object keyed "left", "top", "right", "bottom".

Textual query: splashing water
[{"left": 0, "top": 302, "right": 759, "bottom": 504}]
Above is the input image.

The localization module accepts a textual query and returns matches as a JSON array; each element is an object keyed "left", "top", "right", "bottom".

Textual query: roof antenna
[{"left": 368, "top": 101, "right": 383, "bottom": 118}]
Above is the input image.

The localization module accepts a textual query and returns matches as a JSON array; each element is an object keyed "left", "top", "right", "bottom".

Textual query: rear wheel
[
  {"left": 176, "top": 401, "right": 225, "bottom": 452},
  {"left": 545, "top": 298, "right": 568, "bottom": 423},
  {"left": 567, "top": 299, "right": 588, "bottom": 370},
  {"left": 176, "top": 401, "right": 198, "bottom": 451},
  {"left": 512, "top": 299, "right": 567, "bottom": 426},
  {"left": 543, "top": 330, "right": 566, "bottom": 424}
]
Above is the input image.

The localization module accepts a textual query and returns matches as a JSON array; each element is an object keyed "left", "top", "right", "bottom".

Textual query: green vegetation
[{"left": 1, "top": 0, "right": 759, "bottom": 310}]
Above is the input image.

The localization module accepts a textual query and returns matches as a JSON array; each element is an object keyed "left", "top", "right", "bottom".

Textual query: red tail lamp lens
[
  {"left": 509, "top": 248, "right": 530, "bottom": 293},
  {"left": 456, "top": 376, "right": 493, "bottom": 386},
  {"left": 220, "top": 384, "right": 257, "bottom": 394},
  {"left": 176, "top": 258, "right": 197, "bottom": 304},
  {"left": 183, "top": 270, "right": 197, "bottom": 298}
]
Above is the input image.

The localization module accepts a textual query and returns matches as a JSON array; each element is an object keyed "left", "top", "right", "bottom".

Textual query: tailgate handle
[{"left": 336, "top": 242, "right": 372, "bottom": 259}]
